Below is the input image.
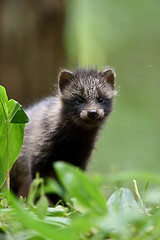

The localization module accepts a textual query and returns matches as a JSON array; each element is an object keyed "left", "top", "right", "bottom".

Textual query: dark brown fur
[{"left": 10, "top": 67, "right": 116, "bottom": 203}]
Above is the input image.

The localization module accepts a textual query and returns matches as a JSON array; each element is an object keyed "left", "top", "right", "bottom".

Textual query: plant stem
[
  {"left": 133, "top": 179, "right": 150, "bottom": 216},
  {"left": 133, "top": 179, "right": 144, "bottom": 208},
  {"left": 6, "top": 121, "right": 10, "bottom": 192}
]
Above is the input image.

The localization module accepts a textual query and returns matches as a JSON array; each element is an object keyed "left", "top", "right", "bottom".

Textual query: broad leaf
[
  {"left": 10, "top": 101, "right": 29, "bottom": 124},
  {"left": 0, "top": 85, "right": 29, "bottom": 188},
  {"left": 54, "top": 161, "right": 107, "bottom": 215},
  {"left": 107, "top": 187, "right": 139, "bottom": 213}
]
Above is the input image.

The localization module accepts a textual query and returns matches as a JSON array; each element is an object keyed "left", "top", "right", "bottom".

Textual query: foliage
[
  {"left": 0, "top": 85, "right": 29, "bottom": 189},
  {"left": 1, "top": 162, "right": 160, "bottom": 239}
]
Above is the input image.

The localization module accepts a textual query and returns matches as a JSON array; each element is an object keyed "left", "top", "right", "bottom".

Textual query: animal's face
[{"left": 59, "top": 68, "right": 116, "bottom": 128}]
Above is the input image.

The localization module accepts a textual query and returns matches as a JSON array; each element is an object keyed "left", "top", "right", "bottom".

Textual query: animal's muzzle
[{"left": 87, "top": 110, "right": 99, "bottom": 120}]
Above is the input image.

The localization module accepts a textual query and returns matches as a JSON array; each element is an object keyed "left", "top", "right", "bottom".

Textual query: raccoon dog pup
[{"left": 10, "top": 67, "right": 116, "bottom": 202}]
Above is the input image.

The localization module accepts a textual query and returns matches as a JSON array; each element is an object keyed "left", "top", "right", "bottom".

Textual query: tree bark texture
[{"left": 0, "top": 0, "right": 66, "bottom": 105}]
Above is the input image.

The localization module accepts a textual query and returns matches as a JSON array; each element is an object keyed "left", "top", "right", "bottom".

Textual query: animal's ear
[
  {"left": 58, "top": 70, "right": 74, "bottom": 92},
  {"left": 101, "top": 68, "right": 116, "bottom": 89}
]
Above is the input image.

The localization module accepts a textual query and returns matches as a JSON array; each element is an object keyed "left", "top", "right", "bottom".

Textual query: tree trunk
[{"left": 0, "top": 0, "right": 66, "bottom": 105}]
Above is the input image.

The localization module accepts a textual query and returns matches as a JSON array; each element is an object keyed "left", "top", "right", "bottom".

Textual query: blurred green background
[
  {"left": 65, "top": 0, "right": 160, "bottom": 175},
  {"left": 1, "top": 0, "right": 160, "bottom": 178}
]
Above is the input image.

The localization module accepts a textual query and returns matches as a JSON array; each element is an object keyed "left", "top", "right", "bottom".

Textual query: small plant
[
  {"left": 1, "top": 161, "right": 160, "bottom": 239},
  {"left": 0, "top": 85, "right": 29, "bottom": 191}
]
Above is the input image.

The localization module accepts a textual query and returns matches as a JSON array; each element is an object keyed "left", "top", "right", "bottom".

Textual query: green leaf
[
  {"left": 10, "top": 101, "right": 29, "bottom": 124},
  {"left": 46, "top": 206, "right": 68, "bottom": 217},
  {"left": 7, "top": 99, "right": 15, "bottom": 116},
  {"left": 6, "top": 191, "right": 77, "bottom": 240},
  {"left": 8, "top": 123, "right": 25, "bottom": 170},
  {"left": 0, "top": 85, "right": 8, "bottom": 113},
  {"left": 0, "top": 85, "right": 28, "bottom": 188},
  {"left": 54, "top": 161, "right": 107, "bottom": 215},
  {"left": 36, "top": 195, "right": 49, "bottom": 219},
  {"left": 27, "top": 176, "right": 44, "bottom": 208},
  {"left": 107, "top": 187, "right": 139, "bottom": 213}
]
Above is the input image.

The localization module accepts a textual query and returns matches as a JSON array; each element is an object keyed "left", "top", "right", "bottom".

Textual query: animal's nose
[{"left": 87, "top": 110, "right": 99, "bottom": 119}]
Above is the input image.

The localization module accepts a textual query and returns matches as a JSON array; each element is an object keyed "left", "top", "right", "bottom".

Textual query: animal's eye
[
  {"left": 76, "top": 97, "right": 85, "bottom": 104},
  {"left": 97, "top": 97, "right": 104, "bottom": 103}
]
